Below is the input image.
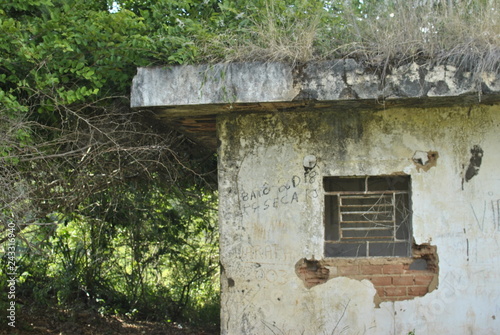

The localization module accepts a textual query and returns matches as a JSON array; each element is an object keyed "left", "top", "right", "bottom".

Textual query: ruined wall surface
[{"left": 217, "top": 105, "right": 500, "bottom": 334}]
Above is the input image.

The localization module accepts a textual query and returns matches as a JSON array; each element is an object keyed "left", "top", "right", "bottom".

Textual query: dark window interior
[{"left": 324, "top": 175, "right": 412, "bottom": 257}]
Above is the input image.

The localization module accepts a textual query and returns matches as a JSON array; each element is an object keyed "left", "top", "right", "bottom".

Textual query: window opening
[{"left": 324, "top": 175, "right": 412, "bottom": 257}]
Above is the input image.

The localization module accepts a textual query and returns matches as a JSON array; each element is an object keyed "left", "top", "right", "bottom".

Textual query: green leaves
[
  {"left": 1, "top": 0, "right": 154, "bottom": 113},
  {"left": 2, "top": 0, "right": 53, "bottom": 13},
  {"left": 1, "top": 1, "right": 220, "bottom": 326}
]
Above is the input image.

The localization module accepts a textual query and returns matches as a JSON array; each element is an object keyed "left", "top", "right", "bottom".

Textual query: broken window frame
[{"left": 324, "top": 175, "right": 412, "bottom": 258}]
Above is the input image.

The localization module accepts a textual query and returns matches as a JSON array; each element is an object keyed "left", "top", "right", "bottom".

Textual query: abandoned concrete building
[{"left": 131, "top": 61, "right": 500, "bottom": 334}]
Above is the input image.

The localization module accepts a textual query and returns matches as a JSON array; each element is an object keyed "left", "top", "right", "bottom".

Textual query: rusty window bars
[{"left": 324, "top": 176, "right": 412, "bottom": 257}]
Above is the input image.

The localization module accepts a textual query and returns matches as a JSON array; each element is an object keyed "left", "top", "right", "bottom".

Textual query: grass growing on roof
[{"left": 203, "top": 0, "right": 499, "bottom": 75}]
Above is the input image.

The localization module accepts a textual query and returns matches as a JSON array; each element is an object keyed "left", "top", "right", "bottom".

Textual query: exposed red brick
[
  {"left": 360, "top": 265, "right": 383, "bottom": 275},
  {"left": 384, "top": 286, "right": 407, "bottom": 297},
  {"left": 338, "top": 265, "right": 359, "bottom": 275},
  {"left": 370, "top": 276, "right": 392, "bottom": 286},
  {"left": 393, "top": 276, "right": 414, "bottom": 286},
  {"left": 414, "top": 275, "right": 435, "bottom": 286},
  {"left": 375, "top": 286, "right": 386, "bottom": 297},
  {"left": 319, "top": 242, "right": 439, "bottom": 303},
  {"left": 408, "top": 286, "right": 429, "bottom": 296},
  {"left": 295, "top": 258, "right": 330, "bottom": 289},
  {"left": 383, "top": 264, "right": 405, "bottom": 274}
]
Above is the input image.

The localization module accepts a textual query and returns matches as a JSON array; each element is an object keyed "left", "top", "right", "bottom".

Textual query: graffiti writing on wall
[
  {"left": 239, "top": 172, "right": 318, "bottom": 215},
  {"left": 232, "top": 243, "right": 291, "bottom": 285},
  {"left": 255, "top": 267, "right": 288, "bottom": 285},
  {"left": 239, "top": 243, "right": 289, "bottom": 264},
  {"left": 471, "top": 199, "right": 500, "bottom": 233},
  {"left": 414, "top": 269, "right": 469, "bottom": 332}
]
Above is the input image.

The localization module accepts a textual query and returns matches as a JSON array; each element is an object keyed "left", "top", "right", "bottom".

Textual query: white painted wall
[{"left": 218, "top": 105, "right": 500, "bottom": 334}]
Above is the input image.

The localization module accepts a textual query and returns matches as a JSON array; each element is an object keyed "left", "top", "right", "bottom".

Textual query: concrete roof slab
[{"left": 130, "top": 60, "right": 500, "bottom": 149}]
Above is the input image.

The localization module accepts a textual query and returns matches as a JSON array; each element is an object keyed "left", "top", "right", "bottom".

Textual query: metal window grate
[{"left": 324, "top": 176, "right": 412, "bottom": 257}]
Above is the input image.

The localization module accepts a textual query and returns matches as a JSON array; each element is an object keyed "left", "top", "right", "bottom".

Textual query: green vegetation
[
  {"left": 1, "top": 0, "right": 498, "bottom": 331},
  {"left": 0, "top": 0, "right": 219, "bottom": 329}
]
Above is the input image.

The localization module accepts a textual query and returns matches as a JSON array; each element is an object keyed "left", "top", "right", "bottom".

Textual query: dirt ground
[{"left": 1, "top": 306, "right": 218, "bottom": 335}]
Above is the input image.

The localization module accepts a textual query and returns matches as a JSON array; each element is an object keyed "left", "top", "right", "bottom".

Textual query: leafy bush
[{"left": 2, "top": 182, "right": 219, "bottom": 326}]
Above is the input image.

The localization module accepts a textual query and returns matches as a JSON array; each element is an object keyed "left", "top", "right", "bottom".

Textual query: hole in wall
[
  {"left": 295, "top": 258, "right": 330, "bottom": 289},
  {"left": 296, "top": 243, "right": 439, "bottom": 306},
  {"left": 413, "top": 151, "right": 439, "bottom": 172}
]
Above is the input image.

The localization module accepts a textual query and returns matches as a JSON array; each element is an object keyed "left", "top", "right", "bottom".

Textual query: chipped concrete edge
[{"left": 131, "top": 60, "right": 500, "bottom": 108}]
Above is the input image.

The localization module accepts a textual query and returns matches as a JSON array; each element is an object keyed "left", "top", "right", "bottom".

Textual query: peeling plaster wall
[{"left": 217, "top": 105, "right": 500, "bottom": 334}]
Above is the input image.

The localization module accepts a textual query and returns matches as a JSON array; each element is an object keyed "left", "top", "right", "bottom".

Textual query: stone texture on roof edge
[{"left": 131, "top": 60, "right": 500, "bottom": 109}]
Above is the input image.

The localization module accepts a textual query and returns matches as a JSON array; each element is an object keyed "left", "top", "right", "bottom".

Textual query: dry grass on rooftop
[{"left": 206, "top": 0, "right": 499, "bottom": 76}]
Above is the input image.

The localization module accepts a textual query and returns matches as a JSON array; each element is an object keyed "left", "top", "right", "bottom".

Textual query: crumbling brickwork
[
  {"left": 297, "top": 244, "right": 438, "bottom": 305},
  {"left": 295, "top": 258, "right": 330, "bottom": 289}
]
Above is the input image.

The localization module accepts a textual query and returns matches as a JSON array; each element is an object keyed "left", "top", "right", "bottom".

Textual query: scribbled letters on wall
[{"left": 239, "top": 173, "right": 318, "bottom": 215}]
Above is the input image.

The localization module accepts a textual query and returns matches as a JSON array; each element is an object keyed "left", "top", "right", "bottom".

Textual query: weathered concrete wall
[{"left": 218, "top": 104, "right": 500, "bottom": 334}]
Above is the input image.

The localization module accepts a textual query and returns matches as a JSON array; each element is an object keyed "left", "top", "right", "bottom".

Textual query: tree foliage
[{"left": 0, "top": 0, "right": 219, "bottom": 328}]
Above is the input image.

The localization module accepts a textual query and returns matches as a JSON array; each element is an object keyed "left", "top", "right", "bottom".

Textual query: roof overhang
[{"left": 131, "top": 60, "right": 500, "bottom": 150}]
